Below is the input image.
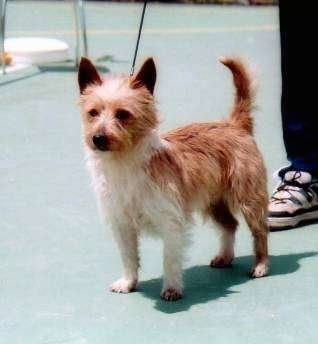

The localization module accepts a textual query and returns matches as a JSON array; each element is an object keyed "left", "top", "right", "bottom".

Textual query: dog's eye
[
  {"left": 88, "top": 109, "right": 99, "bottom": 117},
  {"left": 115, "top": 109, "right": 132, "bottom": 122}
]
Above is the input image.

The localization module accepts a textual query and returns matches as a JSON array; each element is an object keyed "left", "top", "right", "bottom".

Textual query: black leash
[{"left": 130, "top": 1, "right": 148, "bottom": 76}]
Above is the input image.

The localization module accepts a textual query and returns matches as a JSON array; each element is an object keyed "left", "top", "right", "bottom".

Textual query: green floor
[{"left": 1, "top": 2, "right": 317, "bottom": 344}]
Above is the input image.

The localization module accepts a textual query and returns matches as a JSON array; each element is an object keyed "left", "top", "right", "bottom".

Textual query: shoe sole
[{"left": 268, "top": 209, "right": 318, "bottom": 231}]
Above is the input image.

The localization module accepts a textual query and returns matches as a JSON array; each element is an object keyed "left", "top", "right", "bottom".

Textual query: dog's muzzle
[{"left": 92, "top": 135, "right": 109, "bottom": 151}]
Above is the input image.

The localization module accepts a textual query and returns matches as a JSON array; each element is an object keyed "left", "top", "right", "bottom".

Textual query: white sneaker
[{"left": 268, "top": 169, "right": 318, "bottom": 231}]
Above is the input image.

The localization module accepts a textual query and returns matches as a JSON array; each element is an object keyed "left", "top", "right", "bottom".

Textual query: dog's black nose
[{"left": 92, "top": 135, "right": 109, "bottom": 151}]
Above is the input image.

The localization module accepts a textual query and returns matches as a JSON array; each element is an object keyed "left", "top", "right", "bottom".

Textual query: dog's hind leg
[
  {"left": 240, "top": 202, "right": 269, "bottom": 278},
  {"left": 209, "top": 200, "right": 238, "bottom": 268}
]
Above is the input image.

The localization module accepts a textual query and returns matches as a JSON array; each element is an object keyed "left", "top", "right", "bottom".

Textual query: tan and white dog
[{"left": 78, "top": 56, "right": 269, "bottom": 301}]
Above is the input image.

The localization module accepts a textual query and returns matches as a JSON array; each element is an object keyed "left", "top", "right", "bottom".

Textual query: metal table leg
[
  {"left": 73, "top": 0, "right": 88, "bottom": 67},
  {"left": 0, "top": 0, "right": 7, "bottom": 75}
]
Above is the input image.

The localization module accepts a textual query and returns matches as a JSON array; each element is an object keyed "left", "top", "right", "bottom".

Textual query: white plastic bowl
[{"left": 4, "top": 37, "right": 69, "bottom": 64}]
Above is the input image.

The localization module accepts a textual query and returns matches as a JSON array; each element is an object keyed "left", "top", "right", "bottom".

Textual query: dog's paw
[
  {"left": 251, "top": 262, "right": 269, "bottom": 278},
  {"left": 161, "top": 288, "right": 183, "bottom": 301},
  {"left": 210, "top": 255, "right": 233, "bottom": 268},
  {"left": 109, "top": 278, "right": 137, "bottom": 293}
]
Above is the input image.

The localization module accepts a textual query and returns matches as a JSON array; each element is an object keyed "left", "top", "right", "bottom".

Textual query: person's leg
[
  {"left": 268, "top": 1, "right": 318, "bottom": 230},
  {"left": 280, "top": 0, "right": 318, "bottom": 174}
]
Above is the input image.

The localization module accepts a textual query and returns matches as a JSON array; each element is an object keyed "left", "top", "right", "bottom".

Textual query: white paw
[
  {"left": 109, "top": 278, "right": 137, "bottom": 293},
  {"left": 251, "top": 262, "right": 269, "bottom": 278}
]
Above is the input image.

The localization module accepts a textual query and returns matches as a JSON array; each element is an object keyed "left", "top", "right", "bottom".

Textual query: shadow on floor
[
  {"left": 38, "top": 61, "right": 110, "bottom": 73},
  {"left": 138, "top": 252, "right": 317, "bottom": 314},
  {"left": 0, "top": 67, "right": 42, "bottom": 86},
  {"left": 0, "top": 61, "right": 110, "bottom": 87}
]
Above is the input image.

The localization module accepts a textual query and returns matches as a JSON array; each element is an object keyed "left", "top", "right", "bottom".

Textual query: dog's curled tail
[{"left": 220, "top": 56, "right": 256, "bottom": 134}]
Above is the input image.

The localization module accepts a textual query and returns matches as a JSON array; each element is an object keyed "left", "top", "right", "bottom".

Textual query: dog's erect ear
[
  {"left": 132, "top": 57, "right": 156, "bottom": 94},
  {"left": 78, "top": 57, "right": 102, "bottom": 94}
]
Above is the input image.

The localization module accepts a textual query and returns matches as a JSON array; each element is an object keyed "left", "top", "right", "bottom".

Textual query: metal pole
[
  {"left": 73, "top": 0, "right": 88, "bottom": 67},
  {"left": 78, "top": 0, "right": 88, "bottom": 57},
  {"left": 73, "top": 0, "right": 81, "bottom": 66},
  {"left": 0, "top": 0, "right": 7, "bottom": 75}
]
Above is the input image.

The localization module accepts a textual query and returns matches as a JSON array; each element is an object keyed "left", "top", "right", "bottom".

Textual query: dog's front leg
[
  {"left": 109, "top": 224, "right": 139, "bottom": 294},
  {"left": 160, "top": 229, "right": 185, "bottom": 301}
]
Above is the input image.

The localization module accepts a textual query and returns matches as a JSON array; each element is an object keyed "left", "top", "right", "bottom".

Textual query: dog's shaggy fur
[{"left": 78, "top": 56, "right": 269, "bottom": 301}]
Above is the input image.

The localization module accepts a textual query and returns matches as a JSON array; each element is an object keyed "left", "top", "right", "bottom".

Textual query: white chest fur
[{"left": 85, "top": 135, "right": 186, "bottom": 233}]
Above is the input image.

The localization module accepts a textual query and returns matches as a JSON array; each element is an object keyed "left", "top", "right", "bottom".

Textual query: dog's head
[{"left": 78, "top": 57, "right": 158, "bottom": 154}]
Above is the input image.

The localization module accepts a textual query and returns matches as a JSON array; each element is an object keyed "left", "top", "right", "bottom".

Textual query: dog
[{"left": 77, "top": 56, "right": 269, "bottom": 301}]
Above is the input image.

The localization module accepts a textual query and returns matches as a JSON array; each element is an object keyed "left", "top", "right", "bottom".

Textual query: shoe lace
[{"left": 271, "top": 171, "right": 313, "bottom": 205}]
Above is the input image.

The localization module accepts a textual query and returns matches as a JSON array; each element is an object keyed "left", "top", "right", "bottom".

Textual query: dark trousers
[{"left": 279, "top": 0, "right": 318, "bottom": 174}]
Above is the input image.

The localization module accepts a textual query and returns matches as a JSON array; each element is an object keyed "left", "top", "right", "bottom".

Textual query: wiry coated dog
[{"left": 78, "top": 56, "right": 269, "bottom": 301}]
